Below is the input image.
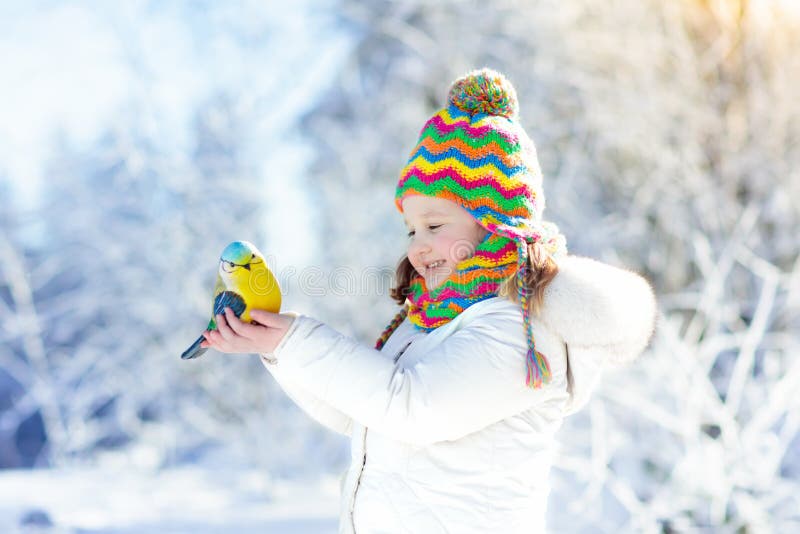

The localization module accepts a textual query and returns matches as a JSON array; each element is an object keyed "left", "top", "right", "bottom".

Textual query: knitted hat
[
  {"left": 392, "top": 68, "right": 567, "bottom": 388},
  {"left": 395, "top": 68, "right": 549, "bottom": 243}
]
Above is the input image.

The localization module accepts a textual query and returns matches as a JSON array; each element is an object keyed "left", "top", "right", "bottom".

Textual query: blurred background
[{"left": 1, "top": 0, "right": 798, "bottom": 532}]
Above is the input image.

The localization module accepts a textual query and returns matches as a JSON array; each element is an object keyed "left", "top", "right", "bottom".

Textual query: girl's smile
[{"left": 402, "top": 195, "right": 489, "bottom": 289}]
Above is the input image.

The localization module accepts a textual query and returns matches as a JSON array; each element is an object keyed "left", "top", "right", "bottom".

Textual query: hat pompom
[{"left": 447, "top": 68, "right": 519, "bottom": 119}]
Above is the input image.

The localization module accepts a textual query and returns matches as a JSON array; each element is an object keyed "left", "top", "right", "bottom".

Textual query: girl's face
[{"left": 402, "top": 195, "right": 488, "bottom": 290}]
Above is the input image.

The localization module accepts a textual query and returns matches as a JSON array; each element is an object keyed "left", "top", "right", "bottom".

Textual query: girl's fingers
[
  {"left": 215, "top": 313, "right": 235, "bottom": 340},
  {"left": 249, "top": 309, "right": 283, "bottom": 326},
  {"left": 224, "top": 308, "right": 258, "bottom": 338},
  {"left": 207, "top": 309, "right": 283, "bottom": 354}
]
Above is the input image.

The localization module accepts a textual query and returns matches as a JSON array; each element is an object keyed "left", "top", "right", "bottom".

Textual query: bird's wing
[
  {"left": 206, "top": 273, "right": 246, "bottom": 330},
  {"left": 213, "top": 290, "right": 247, "bottom": 318}
]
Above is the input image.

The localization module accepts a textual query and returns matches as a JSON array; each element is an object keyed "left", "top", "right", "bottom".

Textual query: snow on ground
[{"left": 0, "top": 467, "right": 339, "bottom": 533}]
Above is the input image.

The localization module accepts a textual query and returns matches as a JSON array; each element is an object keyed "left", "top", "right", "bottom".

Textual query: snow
[{"left": 0, "top": 466, "right": 338, "bottom": 533}]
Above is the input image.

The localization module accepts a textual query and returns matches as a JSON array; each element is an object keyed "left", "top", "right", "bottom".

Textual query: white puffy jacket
[{"left": 260, "top": 256, "right": 656, "bottom": 533}]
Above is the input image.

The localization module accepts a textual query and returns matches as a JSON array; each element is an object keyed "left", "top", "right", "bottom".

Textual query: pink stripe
[
  {"left": 474, "top": 247, "right": 517, "bottom": 261},
  {"left": 398, "top": 167, "right": 532, "bottom": 200},
  {"left": 427, "top": 115, "right": 519, "bottom": 144},
  {"left": 429, "top": 282, "right": 502, "bottom": 301}
]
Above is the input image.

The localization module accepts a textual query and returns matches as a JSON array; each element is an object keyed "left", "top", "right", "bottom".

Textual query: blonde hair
[{"left": 496, "top": 242, "right": 559, "bottom": 315}]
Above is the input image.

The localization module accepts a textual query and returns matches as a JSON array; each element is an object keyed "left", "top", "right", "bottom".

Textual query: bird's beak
[{"left": 243, "top": 264, "right": 251, "bottom": 271}]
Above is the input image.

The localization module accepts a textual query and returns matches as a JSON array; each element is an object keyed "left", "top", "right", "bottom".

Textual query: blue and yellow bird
[{"left": 181, "top": 240, "right": 282, "bottom": 360}]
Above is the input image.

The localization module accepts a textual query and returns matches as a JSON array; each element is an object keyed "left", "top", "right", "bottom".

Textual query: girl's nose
[{"left": 408, "top": 235, "right": 431, "bottom": 258}]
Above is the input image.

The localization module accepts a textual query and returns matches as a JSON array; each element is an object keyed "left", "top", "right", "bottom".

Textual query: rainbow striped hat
[
  {"left": 395, "top": 68, "right": 546, "bottom": 242},
  {"left": 393, "top": 69, "right": 567, "bottom": 388}
]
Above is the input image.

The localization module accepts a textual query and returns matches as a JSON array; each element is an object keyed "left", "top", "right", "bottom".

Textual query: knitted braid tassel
[
  {"left": 375, "top": 306, "right": 409, "bottom": 350},
  {"left": 516, "top": 240, "right": 551, "bottom": 388}
]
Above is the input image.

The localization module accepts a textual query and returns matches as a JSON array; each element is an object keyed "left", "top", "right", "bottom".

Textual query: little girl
[{"left": 202, "top": 68, "right": 657, "bottom": 534}]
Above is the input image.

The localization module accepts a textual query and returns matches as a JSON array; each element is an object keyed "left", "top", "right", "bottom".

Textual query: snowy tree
[
  {"left": 0, "top": 1, "right": 351, "bottom": 478},
  {"left": 1, "top": 1, "right": 798, "bottom": 531}
]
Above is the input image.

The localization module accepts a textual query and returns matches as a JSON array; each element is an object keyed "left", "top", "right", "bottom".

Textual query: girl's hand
[{"left": 200, "top": 307, "right": 294, "bottom": 355}]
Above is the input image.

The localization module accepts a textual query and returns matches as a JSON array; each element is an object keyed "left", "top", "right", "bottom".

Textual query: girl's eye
[{"left": 406, "top": 224, "right": 441, "bottom": 237}]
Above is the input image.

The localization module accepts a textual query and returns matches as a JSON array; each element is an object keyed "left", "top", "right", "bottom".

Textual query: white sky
[{"left": 0, "top": 0, "right": 351, "bottom": 265}]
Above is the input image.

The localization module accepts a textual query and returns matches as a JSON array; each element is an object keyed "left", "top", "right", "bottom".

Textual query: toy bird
[{"left": 181, "top": 240, "right": 282, "bottom": 360}]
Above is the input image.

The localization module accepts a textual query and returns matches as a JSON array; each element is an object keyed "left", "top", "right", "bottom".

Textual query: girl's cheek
[
  {"left": 434, "top": 236, "right": 454, "bottom": 262},
  {"left": 445, "top": 236, "right": 476, "bottom": 262}
]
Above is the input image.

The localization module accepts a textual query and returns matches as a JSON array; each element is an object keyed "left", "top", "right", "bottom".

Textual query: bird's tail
[{"left": 181, "top": 335, "right": 208, "bottom": 360}]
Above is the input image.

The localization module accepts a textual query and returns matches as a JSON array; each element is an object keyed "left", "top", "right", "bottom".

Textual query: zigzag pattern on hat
[{"left": 396, "top": 105, "right": 539, "bottom": 238}]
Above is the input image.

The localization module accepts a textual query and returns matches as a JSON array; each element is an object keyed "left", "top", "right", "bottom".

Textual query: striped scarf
[
  {"left": 406, "top": 233, "right": 517, "bottom": 330},
  {"left": 376, "top": 224, "right": 565, "bottom": 388}
]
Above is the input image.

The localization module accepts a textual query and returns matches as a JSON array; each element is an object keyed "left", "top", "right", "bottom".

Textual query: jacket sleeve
[
  {"left": 540, "top": 255, "right": 657, "bottom": 364},
  {"left": 259, "top": 314, "right": 353, "bottom": 437},
  {"left": 269, "top": 304, "right": 568, "bottom": 446}
]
